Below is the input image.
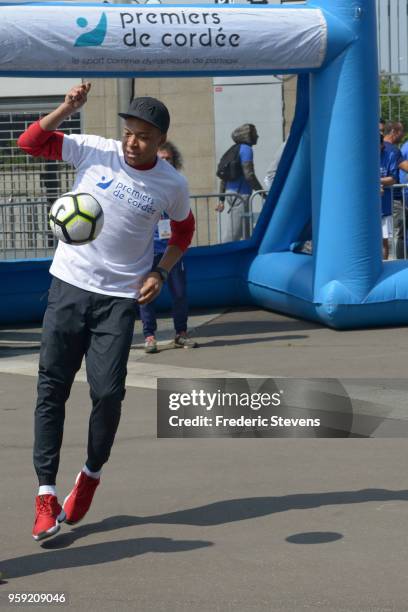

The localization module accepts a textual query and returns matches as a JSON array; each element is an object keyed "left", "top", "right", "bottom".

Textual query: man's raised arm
[{"left": 17, "top": 82, "right": 91, "bottom": 159}]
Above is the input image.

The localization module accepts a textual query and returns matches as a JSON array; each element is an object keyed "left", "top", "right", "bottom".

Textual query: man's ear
[{"left": 159, "top": 133, "right": 167, "bottom": 147}]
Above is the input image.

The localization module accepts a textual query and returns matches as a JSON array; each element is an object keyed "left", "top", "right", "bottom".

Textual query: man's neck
[{"left": 127, "top": 157, "right": 158, "bottom": 171}]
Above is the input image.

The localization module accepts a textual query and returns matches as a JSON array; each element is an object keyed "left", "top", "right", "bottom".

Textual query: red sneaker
[
  {"left": 32, "top": 494, "right": 66, "bottom": 542},
  {"left": 63, "top": 472, "right": 100, "bottom": 525}
]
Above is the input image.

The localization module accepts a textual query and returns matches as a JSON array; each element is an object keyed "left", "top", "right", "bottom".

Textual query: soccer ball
[{"left": 49, "top": 193, "right": 104, "bottom": 245}]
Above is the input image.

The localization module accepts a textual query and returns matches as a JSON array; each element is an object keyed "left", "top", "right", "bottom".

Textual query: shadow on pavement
[
  {"left": 0, "top": 330, "right": 42, "bottom": 342},
  {"left": 37, "top": 488, "right": 408, "bottom": 551},
  {"left": 1, "top": 537, "right": 213, "bottom": 580},
  {"left": 0, "top": 348, "right": 40, "bottom": 358},
  {"left": 286, "top": 531, "right": 343, "bottom": 544},
  {"left": 196, "top": 320, "right": 318, "bottom": 338},
  {"left": 193, "top": 334, "right": 309, "bottom": 349}
]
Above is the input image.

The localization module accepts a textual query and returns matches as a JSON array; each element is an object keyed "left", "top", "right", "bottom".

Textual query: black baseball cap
[{"left": 118, "top": 97, "right": 170, "bottom": 133}]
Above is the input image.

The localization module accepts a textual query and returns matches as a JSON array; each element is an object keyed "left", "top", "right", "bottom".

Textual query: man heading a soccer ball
[{"left": 18, "top": 82, "right": 195, "bottom": 541}]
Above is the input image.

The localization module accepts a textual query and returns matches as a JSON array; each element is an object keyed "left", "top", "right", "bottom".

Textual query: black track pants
[{"left": 34, "top": 278, "right": 137, "bottom": 485}]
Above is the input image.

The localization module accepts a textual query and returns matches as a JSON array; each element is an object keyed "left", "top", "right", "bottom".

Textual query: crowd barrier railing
[
  {"left": 6, "top": 187, "right": 408, "bottom": 262},
  {"left": 0, "top": 191, "right": 268, "bottom": 259}
]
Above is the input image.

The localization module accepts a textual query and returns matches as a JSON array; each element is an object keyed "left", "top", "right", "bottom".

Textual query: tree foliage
[{"left": 380, "top": 74, "right": 408, "bottom": 130}]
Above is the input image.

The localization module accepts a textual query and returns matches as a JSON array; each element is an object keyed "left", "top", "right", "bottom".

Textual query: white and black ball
[{"left": 49, "top": 192, "right": 104, "bottom": 245}]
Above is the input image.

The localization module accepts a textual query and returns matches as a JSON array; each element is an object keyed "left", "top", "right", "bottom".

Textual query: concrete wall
[
  {"left": 282, "top": 76, "right": 298, "bottom": 140},
  {"left": 82, "top": 78, "right": 120, "bottom": 140}
]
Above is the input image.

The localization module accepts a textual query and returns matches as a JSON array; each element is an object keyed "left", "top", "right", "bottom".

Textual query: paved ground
[{"left": 1, "top": 308, "right": 408, "bottom": 611}]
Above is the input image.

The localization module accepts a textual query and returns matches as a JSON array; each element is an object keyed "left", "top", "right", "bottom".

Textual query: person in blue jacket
[
  {"left": 216, "top": 123, "right": 264, "bottom": 242},
  {"left": 380, "top": 132, "right": 401, "bottom": 259},
  {"left": 398, "top": 136, "right": 408, "bottom": 257},
  {"left": 383, "top": 121, "right": 408, "bottom": 258}
]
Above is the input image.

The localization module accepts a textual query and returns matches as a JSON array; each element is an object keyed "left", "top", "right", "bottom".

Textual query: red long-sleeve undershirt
[
  {"left": 168, "top": 210, "right": 195, "bottom": 252},
  {"left": 17, "top": 120, "right": 195, "bottom": 252},
  {"left": 17, "top": 120, "right": 64, "bottom": 160}
]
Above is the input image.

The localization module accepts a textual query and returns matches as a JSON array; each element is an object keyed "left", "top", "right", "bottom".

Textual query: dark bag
[{"left": 216, "top": 144, "right": 242, "bottom": 182}]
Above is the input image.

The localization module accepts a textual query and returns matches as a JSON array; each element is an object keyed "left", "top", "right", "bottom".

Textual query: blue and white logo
[
  {"left": 75, "top": 13, "right": 108, "bottom": 47},
  {"left": 96, "top": 176, "right": 114, "bottom": 190}
]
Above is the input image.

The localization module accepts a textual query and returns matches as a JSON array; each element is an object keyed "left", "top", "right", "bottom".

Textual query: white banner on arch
[{"left": 0, "top": 4, "right": 327, "bottom": 75}]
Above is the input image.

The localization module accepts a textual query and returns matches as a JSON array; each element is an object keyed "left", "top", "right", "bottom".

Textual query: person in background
[
  {"left": 139, "top": 141, "right": 197, "bottom": 353},
  {"left": 398, "top": 134, "right": 408, "bottom": 258},
  {"left": 216, "top": 123, "right": 264, "bottom": 242},
  {"left": 383, "top": 121, "right": 408, "bottom": 258},
  {"left": 380, "top": 132, "right": 401, "bottom": 259}
]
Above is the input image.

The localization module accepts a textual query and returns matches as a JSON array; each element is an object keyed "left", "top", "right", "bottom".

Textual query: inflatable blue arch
[{"left": 0, "top": 0, "right": 405, "bottom": 329}]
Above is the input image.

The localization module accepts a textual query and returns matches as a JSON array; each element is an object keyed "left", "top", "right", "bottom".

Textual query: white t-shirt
[{"left": 50, "top": 134, "right": 190, "bottom": 298}]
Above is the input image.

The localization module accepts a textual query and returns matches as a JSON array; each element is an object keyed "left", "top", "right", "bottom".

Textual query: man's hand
[
  {"left": 65, "top": 82, "right": 91, "bottom": 110},
  {"left": 215, "top": 201, "right": 225, "bottom": 212},
  {"left": 138, "top": 272, "right": 163, "bottom": 305},
  {"left": 39, "top": 82, "right": 92, "bottom": 131}
]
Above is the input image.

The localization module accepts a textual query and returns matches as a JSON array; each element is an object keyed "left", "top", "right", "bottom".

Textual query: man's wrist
[{"left": 152, "top": 266, "right": 168, "bottom": 283}]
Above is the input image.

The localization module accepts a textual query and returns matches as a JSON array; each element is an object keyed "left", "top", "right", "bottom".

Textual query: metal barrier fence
[
  {"left": 0, "top": 191, "right": 267, "bottom": 259},
  {"left": 189, "top": 190, "right": 266, "bottom": 247},
  {"left": 0, "top": 200, "right": 56, "bottom": 259},
  {"left": 189, "top": 192, "right": 245, "bottom": 247},
  {"left": 3, "top": 188, "right": 408, "bottom": 261},
  {"left": 389, "top": 184, "right": 408, "bottom": 260}
]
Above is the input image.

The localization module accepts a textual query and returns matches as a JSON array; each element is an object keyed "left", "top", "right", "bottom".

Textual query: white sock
[
  {"left": 38, "top": 485, "right": 57, "bottom": 497},
  {"left": 83, "top": 464, "right": 102, "bottom": 480}
]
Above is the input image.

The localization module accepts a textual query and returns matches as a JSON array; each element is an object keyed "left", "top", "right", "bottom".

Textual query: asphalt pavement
[{"left": 1, "top": 307, "right": 408, "bottom": 611}]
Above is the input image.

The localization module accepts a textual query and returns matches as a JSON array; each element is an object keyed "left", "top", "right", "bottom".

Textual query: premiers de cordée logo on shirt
[{"left": 97, "top": 176, "right": 156, "bottom": 216}]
